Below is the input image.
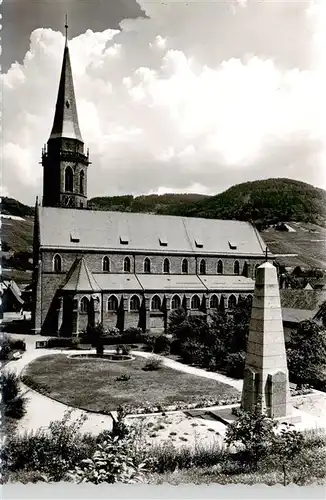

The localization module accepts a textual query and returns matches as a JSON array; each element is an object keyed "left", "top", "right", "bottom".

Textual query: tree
[
  {"left": 85, "top": 323, "right": 108, "bottom": 356},
  {"left": 273, "top": 423, "right": 304, "bottom": 486},
  {"left": 167, "top": 308, "right": 187, "bottom": 336},
  {"left": 287, "top": 320, "right": 326, "bottom": 389},
  {"left": 225, "top": 406, "right": 278, "bottom": 470}
]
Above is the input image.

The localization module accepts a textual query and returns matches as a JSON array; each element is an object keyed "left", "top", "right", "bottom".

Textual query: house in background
[
  {"left": 280, "top": 289, "right": 326, "bottom": 340},
  {"left": 0, "top": 280, "right": 24, "bottom": 315}
]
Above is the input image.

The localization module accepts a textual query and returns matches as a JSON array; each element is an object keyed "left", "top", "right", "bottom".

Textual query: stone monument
[{"left": 241, "top": 261, "right": 298, "bottom": 421}]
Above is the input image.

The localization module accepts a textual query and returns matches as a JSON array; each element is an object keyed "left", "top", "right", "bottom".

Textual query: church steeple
[
  {"left": 42, "top": 18, "right": 90, "bottom": 210},
  {"left": 49, "top": 17, "right": 83, "bottom": 142}
]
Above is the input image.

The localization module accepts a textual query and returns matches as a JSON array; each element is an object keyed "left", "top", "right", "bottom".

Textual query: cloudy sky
[{"left": 2, "top": 0, "right": 326, "bottom": 205}]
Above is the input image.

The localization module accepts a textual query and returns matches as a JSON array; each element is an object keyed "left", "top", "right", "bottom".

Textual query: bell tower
[{"left": 42, "top": 18, "right": 90, "bottom": 209}]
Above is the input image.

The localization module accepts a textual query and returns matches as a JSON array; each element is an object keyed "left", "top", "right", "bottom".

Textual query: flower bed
[{"left": 120, "top": 395, "right": 241, "bottom": 416}]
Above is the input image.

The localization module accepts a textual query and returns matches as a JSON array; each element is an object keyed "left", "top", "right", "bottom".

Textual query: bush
[
  {"left": 1, "top": 371, "right": 20, "bottom": 403},
  {"left": 141, "top": 335, "right": 155, "bottom": 352},
  {"left": 169, "top": 338, "right": 182, "bottom": 355},
  {"left": 5, "top": 397, "right": 26, "bottom": 419},
  {"left": 225, "top": 352, "right": 245, "bottom": 379},
  {"left": 122, "top": 328, "right": 143, "bottom": 343},
  {"left": 46, "top": 337, "right": 79, "bottom": 349},
  {"left": 1, "top": 410, "right": 96, "bottom": 482},
  {"left": 142, "top": 356, "right": 163, "bottom": 371},
  {"left": 153, "top": 335, "right": 171, "bottom": 354},
  {"left": 9, "top": 338, "right": 26, "bottom": 352},
  {"left": 225, "top": 406, "right": 278, "bottom": 470},
  {"left": 0, "top": 342, "right": 12, "bottom": 361},
  {"left": 1, "top": 371, "right": 27, "bottom": 420},
  {"left": 67, "top": 435, "right": 148, "bottom": 484},
  {"left": 116, "top": 344, "right": 131, "bottom": 355}
]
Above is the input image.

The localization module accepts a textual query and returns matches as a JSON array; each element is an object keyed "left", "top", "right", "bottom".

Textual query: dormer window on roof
[
  {"left": 195, "top": 239, "right": 203, "bottom": 248},
  {"left": 159, "top": 236, "right": 168, "bottom": 247},
  {"left": 120, "top": 235, "right": 129, "bottom": 245},
  {"left": 228, "top": 241, "right": 237, "bottom": 250},
  {"left": 70, "top": 230, "right": 80, "bottom": 242}
]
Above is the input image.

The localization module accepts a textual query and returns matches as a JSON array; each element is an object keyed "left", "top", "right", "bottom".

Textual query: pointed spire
[
  {"left": 64, "top": 14, "right": 68, "bottom": 46},
  {"left": 49, "top": 18, "right": 83, "bottom": 142}
]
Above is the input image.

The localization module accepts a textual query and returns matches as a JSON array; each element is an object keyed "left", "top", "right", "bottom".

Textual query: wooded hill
[
  {"left": 2, "top": 178, "right": 325, "bottom": 227},
  {"left": 2, "top": 178, "right": 326, "bottom": 280},
  {"left": 167, "top": 178, "right": 326, "bottom": 229}
]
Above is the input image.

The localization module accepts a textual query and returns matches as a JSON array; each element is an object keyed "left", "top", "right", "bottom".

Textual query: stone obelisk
[{"left": 241, "top": 262, "right": 294, "bottom": 420}]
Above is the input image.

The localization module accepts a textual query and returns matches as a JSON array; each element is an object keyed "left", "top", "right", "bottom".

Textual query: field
[
  {"left": 22, "top": 354, "right": 239, "bottom": 413},
  {"left": 261, "top": 222, "right": 326, "bottom": 269}
]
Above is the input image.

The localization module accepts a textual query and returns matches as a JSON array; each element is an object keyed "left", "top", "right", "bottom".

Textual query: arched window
[
  {"left": 124, "top": 257, "right": 131, "bottom": 273},
  {"left": 79, "top": 170, "right": 85, "bottom": 195},
  {"left": 217, "top": 260, "right": 223, "bottom": 274},
  {"left": 242, "top": 261, "right": 249, "bottom": 277},
  {"left": 163, "top": 258, "right": 170, "bottom": 274},
  {"left": 171, "top": 295, "right": 181, "bottom": 310},
  {"left": 228, "top": 294, "right": 237, "bottom": 309},
  {"left": 254, "top": 264, "right": 260, "bottom": 279},
  {"left": 53, "top": 254, "right": 62, "bottom": 273},
  {"left": 191, "top": 294, "right": 201, "bottom": 310},
  {"left": 80, "top": 296, "right": 89, "bottom": 313},
  {"left": 65, "top": 166, "right": 73, "bottom": 192},
  {"left": 144, "top": 257, "right": 151, "bottom": 274},
  {"left": 130, "top": 295, "right": 140, "bottom": 311},
  {"left": 107, "top": 295, "right": 118, "bottom": 311},
  {"left": 199, "top": 259, "right": 206, "bottom": 275},
  {"left": 181, "top": 258, "right": 188, "bottom": 274},
  {"left": 234, "top": 260, "right": 240, "bottom": 275},
  {"left": 102, "top": 256, "right": 110, "bottom": 272},
  {"left": 151, "top": 295, "right": 161, "bottom": 311},
  {"left": 210, "top": 294, "right": 219, "bottom": 309}
]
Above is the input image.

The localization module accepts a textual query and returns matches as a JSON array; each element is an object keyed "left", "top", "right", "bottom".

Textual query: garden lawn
[{"left": 22, "top": 354, "right": 239, "bottom": 413}]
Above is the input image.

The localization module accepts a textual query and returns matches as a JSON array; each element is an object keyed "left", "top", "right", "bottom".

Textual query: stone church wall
[{"left": 42, "top": 249, "right": 262, "bottom": 280}]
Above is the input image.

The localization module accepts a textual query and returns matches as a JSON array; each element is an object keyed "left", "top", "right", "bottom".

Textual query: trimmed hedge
[{"left": 46, "top": 337, "right": 79, "bottom": 349}]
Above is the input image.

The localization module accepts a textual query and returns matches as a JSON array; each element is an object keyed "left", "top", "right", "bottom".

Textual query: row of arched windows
[
  {"left": 53, "top": 254, "right": 259, "bottom": 277},
  {"left": 101, "top": 256, "right": 248, "bottom": 275},
  {"left": 65, "top": 166, "right": 85, "bottom": 195},
  {"left": 78, "top": 293, "right": 252, "bottom": 313}
]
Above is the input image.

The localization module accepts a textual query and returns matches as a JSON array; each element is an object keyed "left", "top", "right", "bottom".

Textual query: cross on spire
[
  {"left": 265, "top": 247, "right": 269, "bottom": 262},
  {"left": 64, "top": 14, "right": 68, "bottom": 43}
]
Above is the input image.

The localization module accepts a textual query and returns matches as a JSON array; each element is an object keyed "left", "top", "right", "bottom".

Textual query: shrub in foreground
[
  {"left": 67, "top": 435, "right": 149, "bottom": 484},
  {"left": 2, "top": 410, "right": 95, "bottom": 482}
]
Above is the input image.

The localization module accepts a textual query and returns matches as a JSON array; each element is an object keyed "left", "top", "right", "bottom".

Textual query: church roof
[
  {"left": 49, "top": 39, "right": 83, "bottom": 142},
  {"left": 38, "top": 207, "right": 267, "bottom": 257},
  {"left": 280, "top": 289, "right": 326, "bottom": 311},
  {"left": 282, "top": 308, "right": 314, "bottom": 324},
  {"left": 61, "top": 257, "right": 101, "bottom": 292}
]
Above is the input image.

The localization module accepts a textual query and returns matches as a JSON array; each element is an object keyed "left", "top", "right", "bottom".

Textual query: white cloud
[{"left": 1, "top": 0, "right": 325, "bottom": 204}]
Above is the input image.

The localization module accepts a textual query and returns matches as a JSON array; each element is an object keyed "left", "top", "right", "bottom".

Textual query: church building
[{"left": 32, "top": 30, "right": 267, "bottom": 336}]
